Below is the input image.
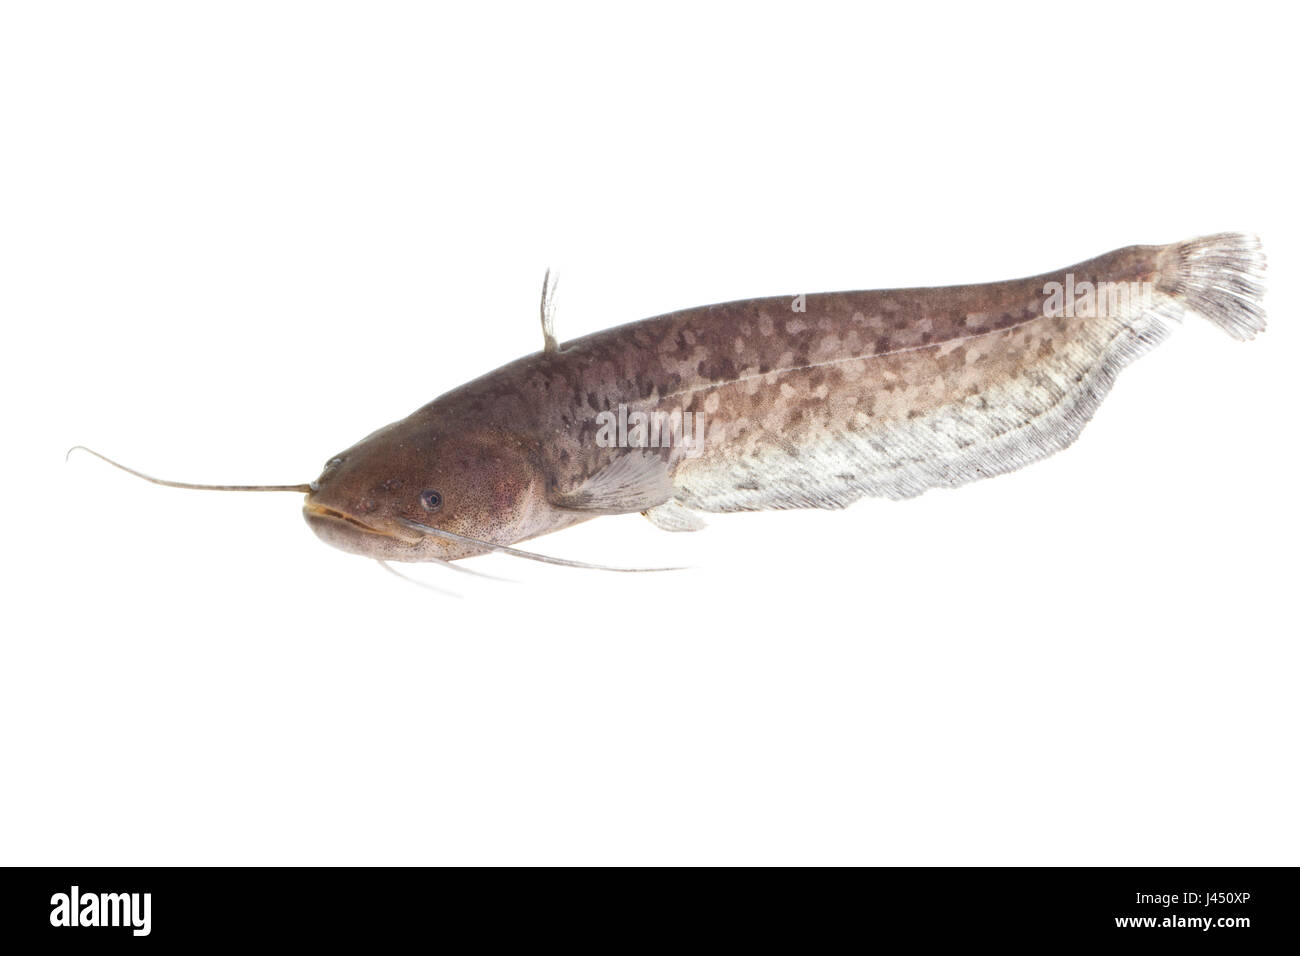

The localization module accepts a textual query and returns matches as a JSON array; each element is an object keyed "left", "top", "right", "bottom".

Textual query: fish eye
[{"left": 419, "top": 489, "right": 443, "bottom": 512}]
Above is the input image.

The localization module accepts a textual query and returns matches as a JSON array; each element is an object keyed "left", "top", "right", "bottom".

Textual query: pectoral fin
[{"left": 552, "top": 451, "right": 674, "bottom": 514}]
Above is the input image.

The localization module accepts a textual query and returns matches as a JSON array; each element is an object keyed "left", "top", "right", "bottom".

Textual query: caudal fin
[{"left": 1159, "top": 233, "right": 1267, "bottom": 341}]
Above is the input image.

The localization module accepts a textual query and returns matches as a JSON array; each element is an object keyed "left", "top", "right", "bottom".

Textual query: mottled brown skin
[{"left": 305, "top": 242, "right": 1179, "bottom": 562}]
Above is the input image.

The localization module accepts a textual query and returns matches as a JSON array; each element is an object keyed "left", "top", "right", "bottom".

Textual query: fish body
[{"left": 302, "top": 233, "right": 1266, "bottom": 562}]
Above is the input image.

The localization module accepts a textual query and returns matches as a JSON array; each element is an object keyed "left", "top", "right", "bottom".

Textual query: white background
[{"left": 2, "top": 1, "right": 1295, "bottom": 865}]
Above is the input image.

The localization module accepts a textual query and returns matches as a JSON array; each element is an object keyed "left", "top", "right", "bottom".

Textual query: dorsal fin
[{"left": 539, "top": 268, "right": 559, "bottom": 354}]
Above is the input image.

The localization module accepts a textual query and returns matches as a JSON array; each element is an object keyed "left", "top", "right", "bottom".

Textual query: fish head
[{"left": 303, "top": 421, "right": 552, "bottom": 562}]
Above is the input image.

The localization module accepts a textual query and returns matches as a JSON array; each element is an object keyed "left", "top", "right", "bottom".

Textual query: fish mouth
[{"left": 302, "top": 503, "right": 423, "bottom": 545}]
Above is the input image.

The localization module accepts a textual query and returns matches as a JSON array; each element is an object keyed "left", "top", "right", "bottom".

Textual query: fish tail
[{"left": 1157, "top": 233, "right": 1267, "bottom": 341}]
